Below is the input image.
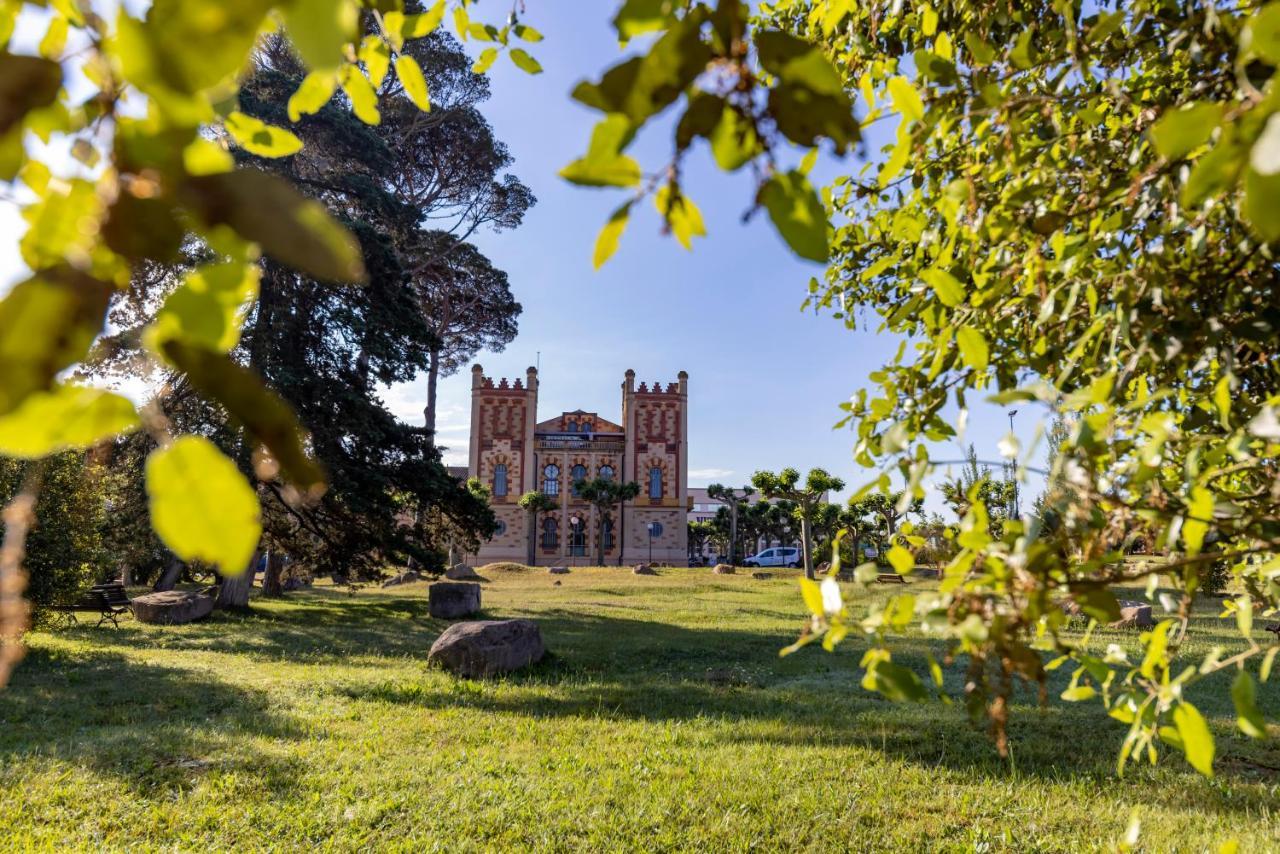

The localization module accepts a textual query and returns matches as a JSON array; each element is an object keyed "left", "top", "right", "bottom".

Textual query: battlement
[
  {"left": 472, "top": 363, "right": 537, "bottom": 393},
  {"left": 628, "top": 369, "right": 688, "bottom": 396}
]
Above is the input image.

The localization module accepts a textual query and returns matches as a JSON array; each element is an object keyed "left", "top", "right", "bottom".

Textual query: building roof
[{"left": 534, "top": 411, "right": 625, "bottom": 434}]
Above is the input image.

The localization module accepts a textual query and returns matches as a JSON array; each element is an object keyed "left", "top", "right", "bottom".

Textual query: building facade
[{"left": 465, "top": 365, "right": 689, "bottom": 566}]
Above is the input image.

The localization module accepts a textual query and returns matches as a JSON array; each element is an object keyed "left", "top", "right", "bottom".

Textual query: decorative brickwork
[{"left": 465, "top": 366, "right": 688, "bottom": 566}]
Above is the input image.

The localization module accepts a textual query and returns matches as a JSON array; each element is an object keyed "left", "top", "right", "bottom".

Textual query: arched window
[
  {"left": 602, "top": 516, "right": 614, "bottom": 550},
  {"left": 570, "top": 464, "right": 587, "bottom": 496},
  {"left": 493, "top": 463, "right": 508, "bottom": 497},
  {"left": 565, "top": 421, "right": 578, "bottom": 433},
  {"left": 569, "top": 517, "right": 586, "bottom": 556},
  {"left": 599, "top": 464, "right": 615, "bottom": 481},
  {"left": 541, "top": 517, "right": 558, "bottom": 548},
  {"left": 543, "top": 464, "right": 560, "bottom": 495},
  {"left": 648, "top": 466, "right": 663, "bottom": 499}
]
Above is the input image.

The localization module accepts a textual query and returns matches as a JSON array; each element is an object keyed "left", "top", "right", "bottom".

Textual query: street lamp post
[
  {"left": 647, "top": 522, "right": 656, "bottom": 564},
  {"left": 1007, "top": 409, "right": 1020, "bottom": 518}
]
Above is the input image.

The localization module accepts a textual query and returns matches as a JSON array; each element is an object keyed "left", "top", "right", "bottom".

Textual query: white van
[{"left": 743, "top": 547, "right": 801, "bottom": 568}]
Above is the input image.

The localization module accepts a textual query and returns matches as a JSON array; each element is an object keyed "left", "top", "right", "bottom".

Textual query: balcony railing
[{"left": 535, "top": 434, "right": 625, "bottom": 451}]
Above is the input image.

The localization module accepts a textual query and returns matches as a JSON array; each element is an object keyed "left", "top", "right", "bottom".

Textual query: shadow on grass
[
  {"left": 0, "top": 644, "right": 306, "bottom": 797},
  {"left": 331, "top": 605, "right": 1280, "bottom": 818}
]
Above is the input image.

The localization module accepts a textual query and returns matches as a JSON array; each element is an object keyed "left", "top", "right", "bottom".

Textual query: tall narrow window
[
  {"left": 599, "top": 464, "right": 615, "bottom": 482},
  {"left": 541, "top": 517, "right": 558, "bottom": 548},
  {"left": 569, "top": 517, "right": 586, "bottom": 556},
  {"left": 565, "top": 421, "right": 578, "bottom": 433},
  {"left": 649, "top": 466, "right": 663, "bottom": 499},
  {"left": 602, "top": 516, "right": 614, "bottom": 550},
  {"left": 493, "top": 463, "right": 508, "bottom": 497},
  {"left": 570, "top": 464, "right": 587, "bottom": 496},
  {"left": 543, "top": 464, "right": 560, "bottom": 495}
]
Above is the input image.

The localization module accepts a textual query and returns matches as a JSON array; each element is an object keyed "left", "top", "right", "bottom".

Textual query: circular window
[
  {"left": 647, "top": 522, "right": 664, "bottom": 537},
  {"left": 494, "top": 520, "right": 507, "bottom": 536}
]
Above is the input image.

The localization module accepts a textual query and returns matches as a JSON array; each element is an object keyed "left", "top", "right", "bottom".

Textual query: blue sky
[
  {"left": 0, "top": 2, "right": 1052, "bottom": 512},
  {"left": 380, "top": 3, "right": 1050, "bottom": 508}
]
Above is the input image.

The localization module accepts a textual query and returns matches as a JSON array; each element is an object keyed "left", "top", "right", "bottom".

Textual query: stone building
[{"left": 464, "top": 365, "right": 689, "bottom": 566}]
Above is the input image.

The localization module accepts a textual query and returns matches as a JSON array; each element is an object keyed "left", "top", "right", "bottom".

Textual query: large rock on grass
[
  {"left": 548, "top": 566, "right": 570, "bottom": 575},
  {"left": 1111, "top": 601, "right": 1154, "bottom": 629},
  {"left": 445, "top": 563, "right": 482, "bottom": 581},
  {"left": 712, "top": 564, "right": 735, "bottom": 575},
  {"left": 131, "top": 590, "right": 214, "bottom": 625},
  {"left": 632, "top": 564, "right": 657, "bottom": 575},
  {"left": 428, "top": 581, "right": 481, "bottom": 619},
  {"left": 428, "top": 619, "right": 545, "bottom": 678}
]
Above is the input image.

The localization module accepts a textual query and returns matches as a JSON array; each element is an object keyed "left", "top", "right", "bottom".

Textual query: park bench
[{"left": 48, "top": 582, "right": 132, "bottom": 628}]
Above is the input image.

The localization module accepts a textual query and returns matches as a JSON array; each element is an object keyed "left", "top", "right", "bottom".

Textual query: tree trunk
[
  {"left": 597, "top": 509, "right": 606, "bottom": 567},
  {"left": 216, "top": 550, "right": 257, "bottom": 610},
  {"left": 153, "top": 557, "right": 182, "bottom": 592},
  {"left": 423, "top": 349, "right": 440, "bottom": 438},
  {"left": 262, "top": 551, "right": 285, "bottom": 597},
  {"left": 729, "top": 506, "right": 738, "bottom": 565},
  {"left": 800, "top": 515, "right": 814, "bottom": 580},
  {"left": 527, "top": 512, "right": 537, "bottom": 566}
]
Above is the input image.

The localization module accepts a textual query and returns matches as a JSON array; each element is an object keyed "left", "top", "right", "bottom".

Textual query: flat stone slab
[
  {"left": 382, "top": 570, "right": 421, "bottom": 587},
  {"left": 751, "top": 571, "right": 773, "bottom": 580},
  {"left": 428, "top": 619, "right": 545, "bottom": 678},
  {"left": 428, "top": 581, "right": 481, "bottom": 619},
  {"left": 548, "top": 566, "right": 570, "bottom": 575},
  {"left": 131, "top": 590, "right": 214, "bottom": 625}
]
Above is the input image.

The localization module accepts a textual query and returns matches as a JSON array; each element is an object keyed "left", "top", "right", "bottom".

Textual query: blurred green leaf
[
  {"left": 146, "top": 435, "right": 262, "bottom": 576},
  {"left": 509, "top": 48, "right": 543, "bottom": 75},
  {"left": 339, "top": 65, "right": 380, "bottom": 125},
  {"left": 0, "top": 269, "right": 111, "bottom": 417},
  {"left": 956, "top": 326, "right": 989, "bottom": 372},
  {"left": 283, "top": 0, "right": 357, "bottom": 71},
  {"left": 1150, "top": 102, "right": 1222, "bottom": 161},
  {"left": 560, "top": 114, "right": 641, "bottom": 188},
  {"left": 1231, "top": 670, "right": 1266, "bottom": 738},
  {"left": 1171, "top": 701, "right": 1215, "bottom": 776},
  {"left": 395, "top": 55, "right": 431, "bottom": 111},
  {"left": 159, "top": 340, "right": 327, "bottom": 493},
  {"left": 654, "top": 183, "right": 706, "bottom": 249},
  {"left": 0, "top": 385, "right": 139, "bottom": 457},
  {"left": 593, "top": 201, "right": 632, "bottom": 269},
  {"left": 225, "top": 110, "right": 303, "bottom": 158},
  {"left": 287, "top": 71, "right": 337, "bottom": 122},
  {"left": 760, "top": 169, "right": 828, "bottom": 262},
  {"left": 183, "top": 168, "right": 365, "bottom": 283},
  {"left": 146, "top": 262, "right": 260, "bottom": 353},
  {"left": 358, "top": 35, "right": 391, "bottom": 87}
]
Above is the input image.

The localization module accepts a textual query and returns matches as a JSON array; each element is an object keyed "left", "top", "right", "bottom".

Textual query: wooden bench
[{"left": 48, "top": 582, "right": 131, "bottom": 628}]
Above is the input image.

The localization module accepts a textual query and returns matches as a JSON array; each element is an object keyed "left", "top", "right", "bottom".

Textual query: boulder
[
  {"left": 428, "top": 619, "right": 545, "bottom": 678},
  {"left": 751, "top": 571, "right": 773, "bottom": 580},
  {"left": 444, "top": 563, "right": 482, "bottom": 581},
  {"left": 131, "top": 590, "right": 214, "bottom": 625},
  {"left": 632, "top": 564, "right": 657, "bottom": 575},
  {"left": 1111, "top": 600, "right": 1154, "bottom": 630},
  {"left": 552, "top": 580, "right": 561, "bottom": 586},
  {"left": 382, "top": 570, "right": 421, "bottom": 588},
  {"left": 712, "top": 564, "right": 735, "bottom": 575},
  {"left": 428, "top": 582, "right": 481, "bottom": 619},
  {"left": 548, "top": 566, "right": 570, "bottom": 575}
]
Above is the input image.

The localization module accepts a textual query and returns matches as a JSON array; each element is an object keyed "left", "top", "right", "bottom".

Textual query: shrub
[{"left": 0, "top": 453, "right": 112, "bottom": 605}]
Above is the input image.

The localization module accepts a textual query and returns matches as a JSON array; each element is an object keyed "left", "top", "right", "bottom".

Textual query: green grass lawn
[{"left": 2, "top": 567, "right": 1277, "bottom": 851}]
